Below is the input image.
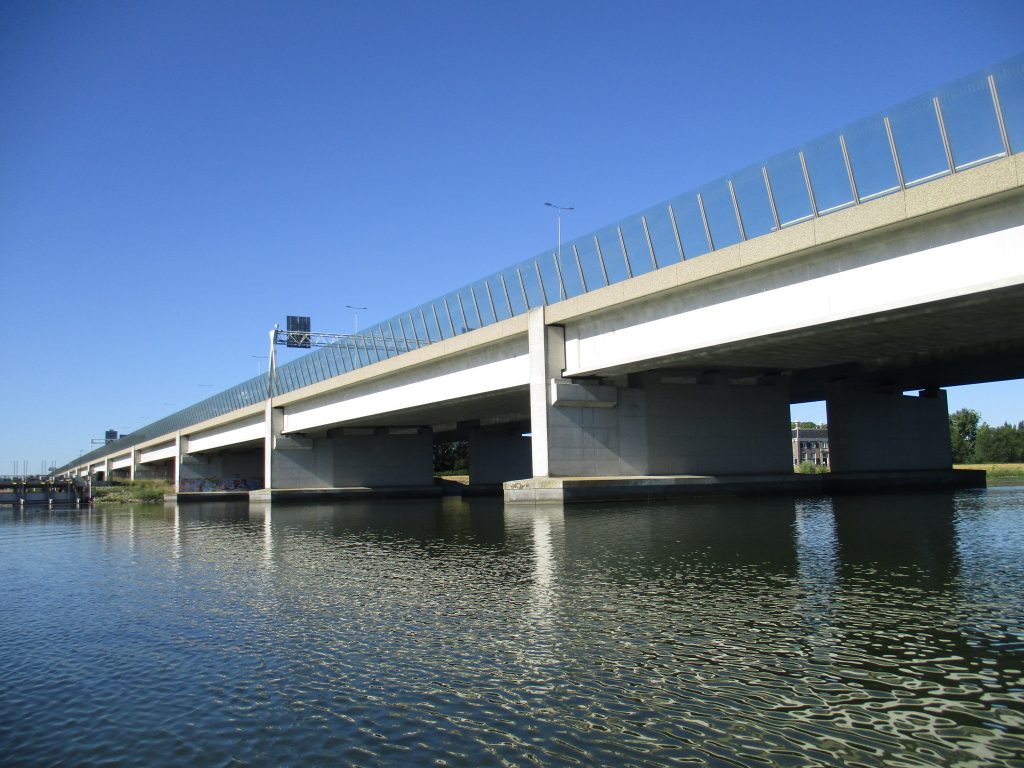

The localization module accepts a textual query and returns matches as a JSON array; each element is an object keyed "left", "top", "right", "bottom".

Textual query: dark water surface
[{"left": 1, "top": 489, "right": 1023, "bottom": 767}]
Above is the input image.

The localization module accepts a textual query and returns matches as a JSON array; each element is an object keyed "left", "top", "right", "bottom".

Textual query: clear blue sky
[{"left": 2, "top": 0, "right": 1022, "bottom": 472}]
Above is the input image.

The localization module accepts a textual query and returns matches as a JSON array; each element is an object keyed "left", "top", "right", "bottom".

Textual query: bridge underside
[
  {"left": 151, "top": 281, "right": 1024, "bottom": 500},
  {"left": 294, "top": 387, "right": 530, "bottom": 433},
  {"left": 609, "top": 284, "right": 1024, "bottom": 404},
  {"left": 250, "top": 385, "right": 533, "bottom": 495}
]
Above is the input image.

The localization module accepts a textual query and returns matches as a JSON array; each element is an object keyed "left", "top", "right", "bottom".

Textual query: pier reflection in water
[{"left": 0, "top": 490, "right": 1021, "bottom": 766}]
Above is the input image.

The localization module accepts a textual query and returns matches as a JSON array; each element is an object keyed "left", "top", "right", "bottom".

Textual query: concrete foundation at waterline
[
  {"left": 503, "top": 469, "right": 986, "bottom": 504},
  {"left": 163, "top": 468, "right": 986, "bottom": 504},
  {"left": 248, "top": 485, "right": 442, "bottom": 503}
]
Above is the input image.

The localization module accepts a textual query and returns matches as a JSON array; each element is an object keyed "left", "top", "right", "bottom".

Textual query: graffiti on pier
[{"left": 179, "top": 477, "right": 261, "bottom": 493}]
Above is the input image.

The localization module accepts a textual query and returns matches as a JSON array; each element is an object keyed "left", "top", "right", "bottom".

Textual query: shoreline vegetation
[
  {"left": 955, "top": 463, "right": 1024, "bottom": 478},
  {"left": 795, "top": 463, "right": 1024, "bottom": 479},
  {"left": 795, "top": 461, "right": 830, "bottom": 474},
  {"left": 93, "top": 480, "right": 173, "bottom": 504}
]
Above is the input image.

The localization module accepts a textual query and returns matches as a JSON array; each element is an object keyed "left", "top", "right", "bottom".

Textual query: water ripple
[{"left": 1, "top": 493, "right": 1023, "bottom": 766}]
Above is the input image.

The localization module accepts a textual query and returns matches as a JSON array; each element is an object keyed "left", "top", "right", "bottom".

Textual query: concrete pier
[
  {"left": 504, "top": 469, "right": 985, "bottom": 504},
  {"left": 0, "top": 479, "right": 82, "bottom": 505}
]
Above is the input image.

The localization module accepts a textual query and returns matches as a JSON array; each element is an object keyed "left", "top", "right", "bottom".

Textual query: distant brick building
[{"left": 792, "top": 425, "right": 829, "bottom": 467}]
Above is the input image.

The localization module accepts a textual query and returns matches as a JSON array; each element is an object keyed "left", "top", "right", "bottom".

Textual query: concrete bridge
[
  {"left": 0, "top": 478, "right": 80, "bottom": 506},
  {"left": 58, "top": 57, "right": 1024, "bottom": 502}
]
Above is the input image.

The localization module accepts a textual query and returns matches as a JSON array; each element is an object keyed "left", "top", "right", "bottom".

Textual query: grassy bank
[
  {"left": 93, "top": 479, "right": 173, "bottom": 504},
  {"left": 956, "top": 463, "right": 1024, "bottom": 479},
  {"left": 789, "top": 464, "right": 1023, "bottom": 479},
  {"left": 795, "top": 462, "right": 829, "bottom": 474}
]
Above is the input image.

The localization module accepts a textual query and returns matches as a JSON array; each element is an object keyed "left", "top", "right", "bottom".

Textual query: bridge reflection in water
[{"left": 2, "top": 490, "right": 1021, "bottom": 765}]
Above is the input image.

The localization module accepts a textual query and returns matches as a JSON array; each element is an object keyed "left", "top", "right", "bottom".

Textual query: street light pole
[
  {"left": 264, "top": 325, "right": 279, "bottom": 490},
  {"left": 345, "top": 305, "right": 367, "bottom": 335},
  {"left": 544, "top": 202, "right": 574, "bottom": 264}
]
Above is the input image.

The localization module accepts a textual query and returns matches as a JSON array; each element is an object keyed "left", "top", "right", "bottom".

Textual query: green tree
[
  {"left": 433, "top": 440, "right": 468, "bottom": 473},
  {"left": 949, "top": 408, "right": 980, "bottom": 463},
  {"left": 974, "top": 423, "right": 1024, "bottom": 464}
]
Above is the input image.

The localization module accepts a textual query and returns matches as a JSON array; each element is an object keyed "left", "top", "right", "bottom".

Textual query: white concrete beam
[
  {"left": 564, "top": 224, "right": 1024, "bottom": 377},
  {"left": 110, "top": 455, "right": 133, "bottom": 470},
  {"left": 139, "top": 441, "right": 176, "bottom": 464},
  {"left": 187, "top": 414, "right": 265, "bottom": 453},
  {"left": 283, "top": 341, "right": 529, "bottom": 434}
]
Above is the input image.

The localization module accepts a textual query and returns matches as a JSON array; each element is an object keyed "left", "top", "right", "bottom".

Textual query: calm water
[{"left": 1, "top": 489, "right": 1023, "bottom": 767}]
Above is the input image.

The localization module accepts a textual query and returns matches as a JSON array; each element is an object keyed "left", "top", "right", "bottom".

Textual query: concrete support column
[
  {"left": 826, "top": 385, "right": 952, "bottom": 472},
  {"left": 264, "top": 427, "right": 434, "bottom": 490},
  {"left": 264, "top": 405, "right": 283, "bottom": 489},
  {"left": 174, "top": 432, "right": 185, "bottom": 492},
  {"left": 528, "top": 307, "right": 565, "bottom": 478},
  {"left": 332, "top": 428, "right": 433, "bottom": 487},
  {"left": 528, "top": 358, "right": 790, "bottom": 479},
  {"left": 545, "top": 377, "right": 631, "bottom": 476},
  {"left": 178, "top": 450, "right": 210, "bottom": 492},
  {"left": 468, "top": 428, "right": 532, "bottom": 485},
  {"left": 541, "top": 372, "right": 792, "bottom": 477},
  {"left": 272, "top": 432, "right": 334, "bottom": 489},
  {"left": 639, "top": 373, "right": 793, "bottom": 475},
  {"left": 180, "top": 449, "right": 264, "bottom": 492},
  {"left": 509, "top": 367, "right": 795, "bottom": 501}
]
